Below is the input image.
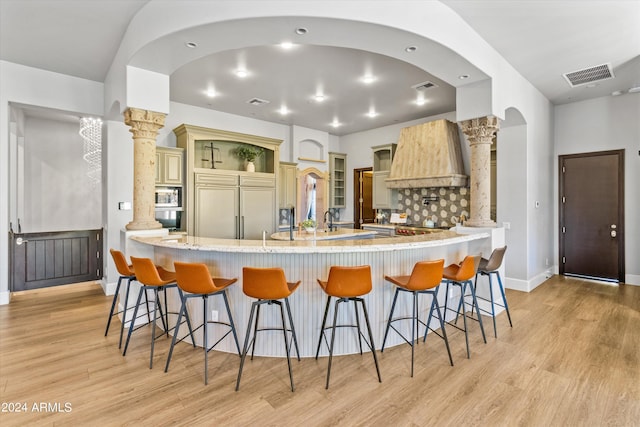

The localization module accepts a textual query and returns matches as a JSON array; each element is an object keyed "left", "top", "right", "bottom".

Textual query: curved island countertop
[
  {"left": 270, "top": 228, "right": 378, "bottom": 241},
  {"left": 127, "top": 228, "right": 493, "bottom": 358}
]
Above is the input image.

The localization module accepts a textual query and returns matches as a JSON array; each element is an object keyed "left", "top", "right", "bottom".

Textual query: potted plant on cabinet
[
  {"left": 301, "top": 218, "right": 316, "bottom": 233},
  {"left": 233, "top": 145, "right": 264, "bottom": 172}
]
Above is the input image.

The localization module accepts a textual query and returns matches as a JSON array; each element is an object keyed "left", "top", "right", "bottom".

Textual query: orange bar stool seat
[
  {"left": 236, "top": 267, "right": 301, "bottom": 392},
  {"left": 474, "top": 246, "right": 512, "bottom": 337},
  {"left": 441, "top": 255, "right": 486, "bottom": 358},
  {"left": 122, "top": 256, "right": 195, "bottom": 369},
  {"left": 316, "top": 265, "right": 382, "bottom": 389},
  {"left": 381, "top": 259, "right": 453, "bottom": 377},
  {"left": 165, "top": 262, "right": 240, "bottom": 385}
]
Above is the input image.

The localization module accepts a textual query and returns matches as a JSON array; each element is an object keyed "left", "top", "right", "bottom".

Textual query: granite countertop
[
  {"left": 131, "top": 229, "right": 490, "bottom": 254},
  {"left": 270, "top": 228, "right": 376, "bottom": 241}
]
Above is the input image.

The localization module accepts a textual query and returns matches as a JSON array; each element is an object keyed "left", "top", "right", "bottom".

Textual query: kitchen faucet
[{"left": 324, "top": 209, "right": 335, "bottom": 232}]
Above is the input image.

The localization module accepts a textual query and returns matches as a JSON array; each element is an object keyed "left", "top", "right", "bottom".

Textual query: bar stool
[
  {"left": 474, "top": 246, "right": 512, "bottom": 337},
  {"left": 441, "top": 255, "right": 486, "bottom": 359},
  {"left": 381, "top": 259, "right": 453, "bottom": 377},
  {"left": 122, "top": 256, "right": 195, "bottom": 369},
  {"left": 316, "top": 265, "right": 381, "bottom": 389},
  {"left": 105, "top": 249, "right": 147, "bottom": 349},
  {"left": 236, "top": 267, "right": 301, "bottom": 392},
  {"left": 165, "top": 262, "right": 241, "bottom": 385}
]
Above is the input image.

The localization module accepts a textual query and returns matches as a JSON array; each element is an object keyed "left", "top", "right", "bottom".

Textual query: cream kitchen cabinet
[
  {"left": 194, "top": 173, "right": 275, "bottom": 239},
  {"left": 372, "top": 144, "right": 397, "bottom": 209},
  {"left": 278, "top": 162, "right": 297, "bottom": 208},
  {"left": 155, "top": 146, "right": 184, "bottom": 186},
  {"left": 174, "top": 124, "right": 282, "bottom": 237}
]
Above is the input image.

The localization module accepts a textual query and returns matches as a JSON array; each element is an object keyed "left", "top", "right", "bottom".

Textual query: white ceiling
[{"left": 1, "top": 0, "right": 638, "bottom": 134}]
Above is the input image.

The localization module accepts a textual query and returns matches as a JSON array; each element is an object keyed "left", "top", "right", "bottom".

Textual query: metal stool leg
[
  {"left": 105, "top": 276, "right": 123, "bottom": 336},
  {"left": 164, "top": 295, "right": 186, "bottom": 373},
  {"left": 315, "top": 296, "right": 331, "bottom": 359},
  {"left": 496, "top": 272, "right": 513, "bottom": 327},
  {"left": 236, "top": 301, "right": 258, "bottom": 391},
  {"left": 467, "top": 279, "right": 487, "bottom": 344},
  {"left": 222, "top": 291, "right": 241, "bottom": 356},
  {"left": 123, "top": 286, "right": 145, "bottom": 356},
  {"left": 118, "top": 277, "right": 134, "bottom": 349},
  {"left": 433, "top": 297, "right": 454, "bottom": 366},
  {"left": 487, "top": 273, "right": 498, "bottom": 337},
  {"left": 359, "top": 298, "right": 382, "bottom": 383},
  {"left": 250, "top": 303, "right": 261, "bottom": 360},
  {"left": 279, "top": 301, "right": 294, "bottom": 392},
  {"left": 354, "top": 299, "right": 364, "bottom": 355},
  {"left": 326, "top": 298, "right": 342, "bottom": 389},
  {"left": 284, "top": 297, "right": 301, "bottom": 361},
  {"left": 381, "top": 287, "right": 400, "bottom": 351}
]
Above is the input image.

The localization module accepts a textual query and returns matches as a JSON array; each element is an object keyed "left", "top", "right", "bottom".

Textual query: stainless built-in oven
[{"left": 155, "top": 187, "right": 182, "bottom": 230}]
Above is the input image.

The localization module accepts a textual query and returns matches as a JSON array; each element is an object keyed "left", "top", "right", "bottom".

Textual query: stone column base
[
  {"left": 125, "top": 219, "right": 163, "bottom": 230},
  {"left": 464, "top": 219, "right": 497, "bottom": 228}
]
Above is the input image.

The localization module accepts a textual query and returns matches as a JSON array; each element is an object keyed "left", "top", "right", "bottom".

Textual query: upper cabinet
[
  {"left": 329, "top": 152, "right": 347, "bottom": 208},
  {"left": 155, "top": 146, "right": 184, "bottom": 186},
  {"left": 372, "top": 144, "right": 397, "bottom": 209},
  {"left": 279, "top": 162, "right": 297, "bottom": 209}
]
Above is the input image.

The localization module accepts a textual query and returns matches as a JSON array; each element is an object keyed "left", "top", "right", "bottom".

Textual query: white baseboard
[
  {"left": 0, "top": 290, "right": 11, "bottom": 305},
  {"left": 504, "top": 270, "right": 552, "bottom": 293},
  {"left": 624, "top": 274, "right": 640, "bottom": 286},
  {"left": 102, "top": 280, "right": 118, "bottom": 296}
]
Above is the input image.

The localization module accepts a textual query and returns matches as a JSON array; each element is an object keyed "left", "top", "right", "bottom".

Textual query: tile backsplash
[{"left": 394, "top": 187, "right": 470, "bottom": 227}]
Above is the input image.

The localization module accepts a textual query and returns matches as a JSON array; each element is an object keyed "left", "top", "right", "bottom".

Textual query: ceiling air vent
[
  {"left": 247, "top": 98, "right": 270, "bottom": 106},
  {"left": 412, "top": 81, "right": 438, "bottom": 90},
  {"left": 563, "top": 63, "right": 614, "bottom": 87}
]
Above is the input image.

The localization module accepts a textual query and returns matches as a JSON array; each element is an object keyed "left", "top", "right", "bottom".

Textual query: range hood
[{"left": 385, "top": 119, "right": 468, "bottom": 188}]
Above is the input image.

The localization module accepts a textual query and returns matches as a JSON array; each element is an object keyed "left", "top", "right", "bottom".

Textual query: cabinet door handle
[
  {"left": 241, "top": 216, "right": 245, "bottom": 239},
  {"left": 235, "top": 216, "right": 239, "bottom": 239}
]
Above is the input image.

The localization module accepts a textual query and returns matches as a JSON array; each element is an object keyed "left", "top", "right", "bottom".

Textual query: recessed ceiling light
[
  {"left": 278, "top": 105, "right": 290, "bottom": 115},
  {"left": 405, "top": 46, "right": 417, "bottom": 53},
  {"left": 295, "top": 27, "right": 308, "bottom": 35},
  {"left": 206, "top": 89, "right": 217, "bottom": 97},
  {"left": 330, "top": 119, "right": 341, "bottom": 128},
  {"left": 415, "top": 96, "right": 427, "bottom": 106},
  {"left": 235, "top": 69, "right": 249, "bottom": 78},
  {"left": 366, "top": 109, "right": 378, "bottom": 118},
  {"left": 280, "top": 41, "right": 294, "bottom": 49},
  {"left": 314, "top": 94, "right": 326, "bottom": 102},
  {"left": 362, "top": 74, "right": 376, "bottom": 84},
  {"left": 185, "top": 42, "right": 197, "bottom": 48},
  {"left": 458, "top": 74, "right": 470, "bottom": 80}
]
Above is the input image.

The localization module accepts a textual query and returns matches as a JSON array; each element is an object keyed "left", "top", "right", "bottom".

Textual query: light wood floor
[{"left": 1, "top": 275, "right": 639, "bottom": 426}]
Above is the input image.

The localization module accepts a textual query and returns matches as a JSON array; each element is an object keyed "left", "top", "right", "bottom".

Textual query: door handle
[
  {"left": 16, "top": 237, "right": 29, "bottom": 245},
  {"left": 611, "top": 230, "right": 617, "bottom": 238}
]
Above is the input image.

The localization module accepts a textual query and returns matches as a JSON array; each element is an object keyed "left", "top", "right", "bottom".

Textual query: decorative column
[
  {"left": 460, "top": 116, "right": 499, "bottom": 227},
  {"left": 124, "top": 108, "right": 166, "bottom": 230}
]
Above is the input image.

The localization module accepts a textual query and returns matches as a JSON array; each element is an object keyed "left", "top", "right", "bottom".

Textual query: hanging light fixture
[{"left": 79, "top": 117, "right": 102, "bottom": 184}]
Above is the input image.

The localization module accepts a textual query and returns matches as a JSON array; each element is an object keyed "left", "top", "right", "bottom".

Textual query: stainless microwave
[{"left": 155, "top": 187, "right": 182, "bottom": 208}]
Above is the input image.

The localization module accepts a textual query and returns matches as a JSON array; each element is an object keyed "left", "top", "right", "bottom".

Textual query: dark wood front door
[
  {"left": 559, "top": 150, "right": 624, "bottom": 282},
  {"left": 354, "top": 168, "right": 374, "bottom": 229},
  {"left": 11, "top": 229, "right": 103, "bottom": 291}
]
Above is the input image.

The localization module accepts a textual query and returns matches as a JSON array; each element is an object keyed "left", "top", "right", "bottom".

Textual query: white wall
[
  {"left": 554, "top": 93, "right": 640, "bottom": 285},
  {"left": 22, "top": 116, "right": 102, "bottom": 232}
]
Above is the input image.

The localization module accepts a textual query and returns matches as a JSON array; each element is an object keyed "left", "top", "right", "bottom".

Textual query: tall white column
[
  {"left": 460, "top": 116, "right": 499, "bottom": 228},
  {"left": 124, "top": 108, "right": 166, "bottom": 230}
]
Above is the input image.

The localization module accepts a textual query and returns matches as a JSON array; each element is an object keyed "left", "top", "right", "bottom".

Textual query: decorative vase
[
  {"left": 246, "top": 161, "right": 255, "bottom": 172},
  {"left": 304, "top": 227, "right": 316, "bottom": 233}
]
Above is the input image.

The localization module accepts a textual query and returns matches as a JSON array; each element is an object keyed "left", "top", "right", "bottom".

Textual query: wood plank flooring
[{"left": 1, "top": 275, "right": 639, "bottom": 426}]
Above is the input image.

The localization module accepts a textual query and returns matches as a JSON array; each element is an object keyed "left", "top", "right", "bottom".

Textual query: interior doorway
[
  {"left": 353, "top": 168, "right": 374, "bottom": 229},
  {"left": 559, "top": 150, "right": 625, "bottom": 282}
]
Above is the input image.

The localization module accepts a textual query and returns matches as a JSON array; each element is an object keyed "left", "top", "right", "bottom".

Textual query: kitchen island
[{"left": 126, "top": 227, "right": 499, "bottom": 358}]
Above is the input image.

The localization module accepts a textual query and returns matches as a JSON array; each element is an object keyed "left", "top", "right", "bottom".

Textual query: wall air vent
[
  {"left": 247, "top": 98, "right": 270, "bottom": 106},
  {"left": 563, "top": 63, "right": 614, "bottom": 87},
  {"left": 412, "top": 81, "right": 438, "bottom": 90}
]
